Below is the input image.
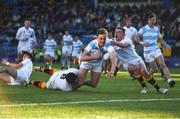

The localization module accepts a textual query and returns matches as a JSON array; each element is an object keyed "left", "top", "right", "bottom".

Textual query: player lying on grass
[
  {"left": 28, "top": 67, "right": 79, "bottom": 91},
  {"left": 0, "top": 51, "right": 33, "bottom": 85},
  {"left": 111, "top": 27, "right": 168, "bottom": 94}
]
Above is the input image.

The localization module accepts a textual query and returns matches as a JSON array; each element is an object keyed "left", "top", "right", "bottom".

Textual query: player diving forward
[{"left": 28, "top": 67, "right": 79, "bottom": 91}]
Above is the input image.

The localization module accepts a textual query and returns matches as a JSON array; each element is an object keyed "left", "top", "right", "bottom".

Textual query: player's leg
[
  {"left": 148, "top": 60, "right": 159, "bottom": 74},
  {"left": 44, "top": 54, "right": 51, "bottom": 68},
  {"left": 159, "top": 67, "right": 166, "bottom": 81},
  {"left": 102, "top": 53, "right": 110, "bottom": 75},
  {"left": 84, "top": 71, "right": 101, "bottom": 88},
  {"left": 29, "top": 80, "right": 46, "bottom": 88},
  {"left": 72, "top": 51, "right": 80, "bottom": 68},
  {"left": 0, "top": 75, "right": 11, "bottom": 83},
  {"left": 114, "top": 60, "right": 123, "bottom": 76},
  {"left": 76, "top": 68, "right": 88, "bottom": 88},
  {"left": 102, "top": 59, "right": 110, "bottom": 75},
  {"left": 128, "top": 64, "right": 147, "bottom": 93},
  {"left": 0, "top": 66, "right": 17, "bottom": 80},
  {"left": 139, "top": 62, "right": 168, "bottom": 94},
  {"left": 33, "top": 66, "right": 55, "bottom": 75},
  {"left": 66, "top": 47, "right": 73, "bottom": 69},
  {"left": 61, "top": 46, "right": 67, "bottom": 69},
  {"left": 84, "top": 64, "right": 102, "bottom": 88},
  {"left": 155, "top": 55, "right": 175, "bottom": 87}
]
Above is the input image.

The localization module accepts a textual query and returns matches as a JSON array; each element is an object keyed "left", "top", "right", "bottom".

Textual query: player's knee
[
  {"left": 142, "top": 70, "right": 150, "bottom": 78},
  {"left": 91, "top": 83, "right": 97, "bottom": 88},
  {"left": 90, "top": 81, "right": 98, "bottom": 88},
  {"left": 134, "top": 74, "right": 142, "bottom": 79},
  {"left": 151, "top": 68, "right": 158, "bottom": 73}
]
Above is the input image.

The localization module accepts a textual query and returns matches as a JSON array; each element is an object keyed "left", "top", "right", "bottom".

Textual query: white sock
[{"left": 167, "top": 78, "right": 172, "bottom": 83}]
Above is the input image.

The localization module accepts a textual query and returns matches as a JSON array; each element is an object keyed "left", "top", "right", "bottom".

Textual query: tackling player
[{"left": 111, "top": 27, "right": 168, "bottom": 94}]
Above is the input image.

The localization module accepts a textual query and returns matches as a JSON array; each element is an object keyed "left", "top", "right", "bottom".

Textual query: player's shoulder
[
  {"left": 153, "top": 26, "right": 160, "bottom": 31},
  {"left": 26, "top": 27, "right": 35, "bottom": 31},
  {"left": 131, "top": 26, "right": 137, "bottom": 31},
  {"left": 66, "top": 68, "right": 79, "bottom": 74},
  {"left": 123, "top": 36, "right": 131, "bottom": 43},
  {"left": 88, "top": 39, "right": 97, "bottom": 47},
  {"left": 78, "top": 39, "right": 83, "bottom": 44},
  {"left": 18, "top": 26, "right": 25, "bottom": 31}
]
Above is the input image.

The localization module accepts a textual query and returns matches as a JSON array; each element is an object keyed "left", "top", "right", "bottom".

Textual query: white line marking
[{"left": 1, "top": 98, "right": 180, "bottom": 107}]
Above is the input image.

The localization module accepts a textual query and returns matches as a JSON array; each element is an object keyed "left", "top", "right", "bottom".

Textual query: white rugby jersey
[
  {"left": 46, "top": 68, "right": 79, "bottom": 91},
  {"left": 17, "top": 58, "right": 33, "bottom": 81},
  {"left": 16, "top": 26, "right": 37, "bottom": 53},
  {"left": 115, "top": 36, "right": 141, "bottom": 64},
  {"left": 123, "top": 26, "right": 137, "bottom": 41},
  {"left": 138, "top": 25, "right": 161, "bottom": 52}
]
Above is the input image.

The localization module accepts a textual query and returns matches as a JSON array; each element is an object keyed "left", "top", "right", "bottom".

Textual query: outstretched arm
[
  {"left": 160, "top": 40, "right": 171, "bottom": 50},
  {"left": 1, "top": 60, "right": 22, "bottom": 68},
  {"left": 111, "top": 40, "right": 131, "bottom": 48},
  {"left": 106, "top": 51, "right": 117, "bottom": 79}
]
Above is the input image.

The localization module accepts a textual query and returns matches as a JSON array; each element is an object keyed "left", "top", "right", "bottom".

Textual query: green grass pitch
[{"left": 0, "top": 65, "right": 180, "bottom": 119}]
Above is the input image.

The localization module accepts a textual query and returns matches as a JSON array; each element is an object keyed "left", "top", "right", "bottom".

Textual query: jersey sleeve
[
  {"left": 138, "top": 27, "right": 144, "bottom": 35},
  {"left": 20, "top": 59, "right": 31, "bottom": 66},
  {"left": 31, "top": 29, "right": 37, "bottom": 45},
  {"left": 85, "top": 41, "right": 94, "bottom": 53},
  {"left": 16, "top": 28, "right": 22, "bottom": 40}
]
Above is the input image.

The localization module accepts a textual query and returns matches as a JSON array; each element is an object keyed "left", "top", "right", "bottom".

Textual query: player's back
[{"left": 46, "top": 71, "right": 72, "bottom": 91}]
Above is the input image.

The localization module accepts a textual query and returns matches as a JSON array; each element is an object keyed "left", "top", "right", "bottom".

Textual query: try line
[{"left": 1, "top": 98, "right": 180, "bottom": 107}]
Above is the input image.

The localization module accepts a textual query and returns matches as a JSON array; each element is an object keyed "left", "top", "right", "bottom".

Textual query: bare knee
[
  {"left": 150, "top": 67, "right": 158, "bottom": 73},
  {"left": 85, "top": 80, "right": 98, "bottom": 88}
]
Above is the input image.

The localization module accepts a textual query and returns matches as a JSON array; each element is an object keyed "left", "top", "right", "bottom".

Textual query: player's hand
[
  {"left": 165, "top": 44, "right": 171, "bottom": 50},
  {"left": 110, "top": 41, "right": 116, "bottom": 46},
  {"left": 1, "top": 58, "right": 9, "bottom": 65},
  {"left": 106, "top": 71, "right": 113, "bottom": 80},
  {"left": 93, "top": 51, "right": 103, "bottom": 60},
  {"left": 143, "top": 43, "right": 149, "bottom": 47},
  {"left": 33, "top": 66, "right": 41, "bottom": 71}
]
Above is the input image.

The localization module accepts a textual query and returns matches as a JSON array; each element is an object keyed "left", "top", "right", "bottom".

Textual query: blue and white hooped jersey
[
  {"left": 138, "top": 25, "right": 161, "bottom": 52},
  {"left": 73, "top": 40, "right": 83, "bottom": 54},
  {"left": 44, "top": 39, "right": 57, "bottom": 53},
  {"left": 84, "top": 39, "right": 115, "bottom": 63},
  {"left": 63, "top": 34, "right": 73, "bottom": 47}
]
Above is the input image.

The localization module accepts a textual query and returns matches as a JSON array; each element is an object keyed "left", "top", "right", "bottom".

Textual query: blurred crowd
[{"left": 0, "top": 0, "right": 180, "bottom": 59}]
